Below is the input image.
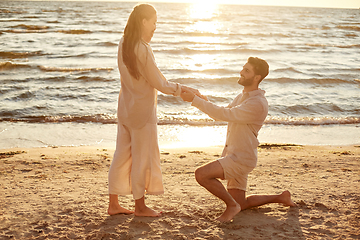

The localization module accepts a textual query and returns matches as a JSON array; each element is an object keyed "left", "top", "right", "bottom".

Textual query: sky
[{"left": 118, "top": 0, "right": 360, "bottom": 9}]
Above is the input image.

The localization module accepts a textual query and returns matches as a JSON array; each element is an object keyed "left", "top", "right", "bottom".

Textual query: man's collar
[{"left": 242, "top": 89, "right": 265, "bottom": 97}]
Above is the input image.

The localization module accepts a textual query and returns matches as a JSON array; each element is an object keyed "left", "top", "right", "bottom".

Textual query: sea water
[{"left": 0, "top": 1, "right": 359, "bottom": 148}]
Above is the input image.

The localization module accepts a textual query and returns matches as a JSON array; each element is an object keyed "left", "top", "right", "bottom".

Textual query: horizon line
[{"left": 4, "top": 0, "right": 359, "bottom": 10}]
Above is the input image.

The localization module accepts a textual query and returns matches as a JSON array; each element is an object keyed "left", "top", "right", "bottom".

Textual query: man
[{"left": 181, "top": 57, "right": 295, "bottom": 222}]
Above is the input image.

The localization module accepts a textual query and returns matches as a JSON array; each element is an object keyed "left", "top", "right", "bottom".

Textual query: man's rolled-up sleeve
[{"left": 192, "top": 95, "right": 264, "bottom": 124}]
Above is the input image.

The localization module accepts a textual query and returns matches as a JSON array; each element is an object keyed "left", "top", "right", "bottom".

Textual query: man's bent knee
[
  {"left": 195, "top": 161, "right": 225, "bottom": 184},
  {"left": 195, "top": 166, "right": 217, "bottom": 185},
  {"left": 195, "top": 167, "right": 207, "bottom": 185}
]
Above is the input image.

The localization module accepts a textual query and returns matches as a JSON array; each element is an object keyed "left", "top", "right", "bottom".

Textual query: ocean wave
[
  {"left": 10, "top": 24, "right": 50, "bottom": 31},
  {"left": 38, "top": 66, "right": 114, "bottom": 73},
  {"left": 75, "top": 76, "right": 116, "bottom": 82},
  {"left": 56, "top": 53, "right": 92, "bottom": 58},
  {"left": 0, "top": 51, "right": 45, "bottom": 59},
  {"left": 159, "top": 31, "right": 291, "bottom": 39},
  {"left": 176, "top": 76, "right": 358, "bottom": 85},
  {"left": 97, "top": 41, "right": 118, "bottom": 47},
  {"left": 265, "top": 116, "right": 360, "bottom": 125},
  {"left": 57, "top": 29, "right": 92, "bottom": 34},
  {"left": 1, "top": 114, "right": 358, "bottom": 126},
  {"left": 175, "top": 76, "right": 237, "bottom": 85},
  {"left": 47, "top": 20, "right": 61, "bottom": 24},
  {"left": 154, "top": 39, "right": 248, "bottom": 47},
  {"left": 336, "top": 44, "right": 360, "bottom": 49},
  {"left": 6, "top": 28, "right": 93, "bottom": 35},
  {"left": 6, "top": 24, "right": 50, "bottom": 33},
  {"left": 0, "top": 62, "right": 114, "bottom": 72},
  {"left": 0, "top": 61, "right": 32, "bottom": 71},
  {"left": 158, "top": 116, "right": 360, "bottom": 126},
  {"left": 170, "top": 67, "right": 237, "bottom": 76},
  {"left": 301, "top": 42, "right": 360, "bottom": 49},
  {"left": 337, "top": 25, "right": 360, "bottom": 32},
  {"left": 0, "top": 9, "right": 27, "bottom": 14},
  {"left": 155, "top": 47, "right": 281, "bottom": 55},
  {"left": 5, "top": 27, "right": 122, "bottom": 34},
  {"left": 273, "top": 67, "right": 302, "bottom": 74},
  {"left": 266, "top": 77, "right": 358, "bottom": 85},
  {"left": 305, "top": 43, "right": 327, "bottom": 48},
  {"left": 16, "top": 91, "right": 36, "bottom": 100},
  {"left": 6, "top": 29, "right": 49, "bottom": 33},
  {"left": 0, "top": 114, "right": 117, "bottom": 124},
  {"left": 40, "top": 7, "right": 68, "bottom": 13}
]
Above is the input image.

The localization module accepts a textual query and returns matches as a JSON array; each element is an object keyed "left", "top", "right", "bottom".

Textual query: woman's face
[{"left": 141, "top": 14, "right": 157, "bottom": 43}]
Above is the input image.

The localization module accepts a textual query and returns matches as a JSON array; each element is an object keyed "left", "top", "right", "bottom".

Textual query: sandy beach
[{"left": 0, "top": 144, "right": 359, "bottom": 239}]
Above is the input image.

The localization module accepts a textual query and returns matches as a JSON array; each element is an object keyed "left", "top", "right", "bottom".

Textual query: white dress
[{"left": 108, "top": 37, "right": 182, "bottom": 200}]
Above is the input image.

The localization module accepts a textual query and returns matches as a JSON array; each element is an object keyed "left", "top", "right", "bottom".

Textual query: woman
[{"left": 108, "top": 4, "right": 203, "bottom": 217}]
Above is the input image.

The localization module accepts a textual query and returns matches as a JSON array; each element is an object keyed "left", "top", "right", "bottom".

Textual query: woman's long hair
[{"left": 122, "top": 4, "right": 156, "bottom": 80}]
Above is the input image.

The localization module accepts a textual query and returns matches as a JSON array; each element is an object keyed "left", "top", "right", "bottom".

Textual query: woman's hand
[{"left": 180, "top": 86, "right": 208, "bottom": 102}]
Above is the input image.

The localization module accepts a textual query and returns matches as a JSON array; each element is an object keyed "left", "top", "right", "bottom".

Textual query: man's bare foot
[
  {"left": 135, "top": 206, "right": 161, "bottom": 217},
  {"left": 215, "top": 203, "right": 241, "bottom": 222},
  {"left": 108, "top": 205, "right": 134, "bottom": 216},
  {"left": 279, "top": 190, "right": 296, "bottom": 207}
]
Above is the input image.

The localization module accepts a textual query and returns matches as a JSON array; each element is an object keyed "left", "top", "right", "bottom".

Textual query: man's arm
[{"left": 181, "top": 91, "right": 265, "bottom": 125}]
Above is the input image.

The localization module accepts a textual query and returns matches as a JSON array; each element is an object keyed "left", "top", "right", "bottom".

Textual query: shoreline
[
  {"left": 1, "top": 144, "right": 359, "bottom": 239},
  {"left": 2, "top": 142, "right": 359, "bottom": 154},
  {"left": 1, "top": 122, "right": 359, "bottom": 150}
]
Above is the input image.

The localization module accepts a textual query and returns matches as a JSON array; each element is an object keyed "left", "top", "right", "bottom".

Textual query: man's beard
[{"left": 238, "top": 75, "right": 255, "bottom": 86}]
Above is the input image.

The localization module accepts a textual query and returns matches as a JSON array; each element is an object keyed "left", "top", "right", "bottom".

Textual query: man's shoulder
[
  {"left": 242, "top": 93, "right": 268, "bottom": 113},
  {"left": 250, "top": 89, "right": 267, "bottom": 102}
]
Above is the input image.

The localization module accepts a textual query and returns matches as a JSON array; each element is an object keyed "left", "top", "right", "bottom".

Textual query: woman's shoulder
[
  {"left": 138, "top": 40, "right": 151, "bottom": 52},
  {"left": 135, "top": 40, "right": 153, "bottom": 60},
  {"left": 118, "top": 37, "right": 149, "bottom": 49}
]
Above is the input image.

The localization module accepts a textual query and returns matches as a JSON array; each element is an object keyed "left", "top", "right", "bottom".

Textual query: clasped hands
[{"left": 180, "top": 86, "right": 208, "bottom": 102}]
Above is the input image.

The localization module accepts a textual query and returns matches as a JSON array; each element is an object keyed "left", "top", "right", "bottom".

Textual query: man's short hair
[{"left": 247, "top": 57, "right": 269, "bottom": 82}]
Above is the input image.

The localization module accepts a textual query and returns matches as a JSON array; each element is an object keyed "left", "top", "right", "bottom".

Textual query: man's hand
[
  {"left": 181, "top": 86, "right": 208, "bottom": 102},
  {"left": 180, "top": 89, "right": 195, "bottom": 102}
]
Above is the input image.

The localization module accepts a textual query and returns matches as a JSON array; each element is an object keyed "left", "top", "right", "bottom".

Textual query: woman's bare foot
[
  {"left": 135, "top": 206, "right": 161, "bottom": 217},
  {"left": 215, "top": 202, "right": 241, "bottom": 222},
  {"left": 279, "top": 190, "right": 296, "bottom": 207},
  {"left": 108, "top": 205, "right": 134, "bottom": 216},
  {"left": 134, "top": 196, "right": 161, "bottom": 217},
  {"left": 108, "top": 194, "right": 134, "bottom": 215}
]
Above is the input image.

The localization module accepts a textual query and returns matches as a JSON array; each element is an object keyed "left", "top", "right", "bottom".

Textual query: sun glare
[
  {"left": 190, "top": 1, "right": 218, "bottom": 20},
  {"left": 192, "top": 0, "right": 219, "bottom": 4},
  {"left": 176, "top": 126, "right": 225, "bottom": 148},
  {"left": 187, "top": 2, "right": 221, "bottom": 33}
]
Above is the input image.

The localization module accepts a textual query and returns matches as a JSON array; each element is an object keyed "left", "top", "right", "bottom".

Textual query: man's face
[{"left": 238, "top": 62, "right": 256, "bottom": 86}]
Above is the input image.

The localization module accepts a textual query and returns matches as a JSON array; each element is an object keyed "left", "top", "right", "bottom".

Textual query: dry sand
[{"left": 0, "top": 144, "right": 359, "bottom": 239}]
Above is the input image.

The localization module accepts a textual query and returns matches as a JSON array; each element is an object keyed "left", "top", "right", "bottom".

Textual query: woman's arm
[{"left": 137, "top": 43, "right": 181, "bottom": 96}]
